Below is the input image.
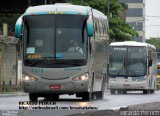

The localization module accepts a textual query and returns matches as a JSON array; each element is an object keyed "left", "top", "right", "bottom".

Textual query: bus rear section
[{"left": 108, "top": 41, "right": 157, "bottom": 94}]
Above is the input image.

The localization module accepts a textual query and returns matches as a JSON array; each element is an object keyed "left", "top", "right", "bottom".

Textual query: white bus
[
  {"left": 15, "top": 3, "right": 109, "bottom": 101},
  {"left": 109, "top": 41, "right": 157, "bottom": 94}
]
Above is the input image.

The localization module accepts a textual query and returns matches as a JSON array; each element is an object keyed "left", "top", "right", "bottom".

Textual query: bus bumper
[
  {"left": 23, "top": 80, "right": 89, "bottom": 94},
  {"left": 109, "top": 81, "right": 148, "bottom": 90}
]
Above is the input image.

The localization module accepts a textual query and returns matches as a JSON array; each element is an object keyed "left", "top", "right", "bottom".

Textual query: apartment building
[{"left": 119, "top": 0, "right": 145, "bottom": 42}]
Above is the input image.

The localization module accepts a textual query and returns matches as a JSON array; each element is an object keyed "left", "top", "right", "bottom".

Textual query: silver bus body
[
  {"left": 15, "top": 3, "right": 109, "bottom": 101},
  {"left": 109, "top": 41, "right": 157, "bottom": 94}
]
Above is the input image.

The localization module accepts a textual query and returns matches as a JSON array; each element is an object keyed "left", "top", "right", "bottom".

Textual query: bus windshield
[
  {"left": 23, "top": 14, "right": 88, "bottom": 67},
  {"left": 109, "top": 46, "right": 147, "bottom": 77}
]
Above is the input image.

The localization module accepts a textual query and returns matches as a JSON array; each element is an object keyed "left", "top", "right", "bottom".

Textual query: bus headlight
[
  {"left": 72, "top": 73, "right": 89, "bottom": 81},
  {"left": 23, "top": 74, "right": 38, "bottom": 81},
  {"left": 157, "top": 75, "right": 160, "bottom": 78}
]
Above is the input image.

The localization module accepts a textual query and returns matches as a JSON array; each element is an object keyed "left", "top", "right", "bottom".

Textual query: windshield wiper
[
  {"left": 28, "top": 57, "right": 54, "bottom": 66},
  {"left": 127, "top": 74, "right": 145, "bottom": 77},
  {"left": 55, "top": 62, "right": 82, "bottom": 66}
]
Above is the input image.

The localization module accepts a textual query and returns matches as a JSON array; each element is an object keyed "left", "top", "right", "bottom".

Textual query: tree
[
  {"left": 0, "top": 14, "right": 20, "bottom": 35},
  {"left": 146, "top": 38, "right": 160, "bottom": 52},
  {"left": 68, "top": 0, "right": 138, "bottom": 42}
]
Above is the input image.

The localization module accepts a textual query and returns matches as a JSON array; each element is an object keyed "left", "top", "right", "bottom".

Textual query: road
[{"left": 0, "top": 90, "right": 160, "bottom": 116}]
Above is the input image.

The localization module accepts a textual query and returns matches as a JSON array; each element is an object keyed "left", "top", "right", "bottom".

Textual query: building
[{"left": 119, "top": 0, "right": 145, "bottom": 42}]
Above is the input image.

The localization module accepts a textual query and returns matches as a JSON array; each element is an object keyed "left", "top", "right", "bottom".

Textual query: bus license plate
[
  {"left": 123, "top": 84, "right": 130, "bottom": 87},
  {"left": 49, "top": 85, "right": 61, "bottom": 89}
]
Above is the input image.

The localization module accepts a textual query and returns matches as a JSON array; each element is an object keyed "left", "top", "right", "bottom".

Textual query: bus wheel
[
  {"left": 97, "top": 91, "right": 105, "bottom": 99},
  {"left": 143, "top": 90, "right": 149, "bottom": 94},
  {"left": 44, "top": 94, "right": 59, "bottom": 101},
  {"left": 51, "top": 94, "right": 59, "bottom": 100},
  {"left": 150, "top": 90, "right": 155, "bottom": 94},
  {"left": 117, "top": 89, "right": 122, "bottom": 94},
  {"left": 110, "top": 89, "right": 115, "bottom": 94},
  {"left": 29, "top": 93, "right": 38, "bottom": 102},
  {"left": 122, "top": 90, "right": 127, "bottom": 94},
  {"left": 97, "top": 75, "right": 105, "bottom": 99},
  {"left": 82, "top": 92, "right": 93, "bottom": 101},
  {"left": 44, "top": 96, "right": 51, "bottom": 101}
]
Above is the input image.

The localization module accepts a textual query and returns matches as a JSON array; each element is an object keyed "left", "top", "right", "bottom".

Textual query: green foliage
[
  {"left": 109, "top": 17, "right": 138, "bottom": 41},
  {"left": 0, "top": 14, "right": 20, "bottom": 35},
  {"left": 68, "top": 0, "right": 138, "bottom": 42},
  {"left": 146, "top": 38, "right": 160, "bottom": 52}
]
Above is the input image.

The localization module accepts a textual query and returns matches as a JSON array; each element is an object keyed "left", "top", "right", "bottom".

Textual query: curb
[{"left": 0, "top": 92, "right": 28, "bottom": 97}]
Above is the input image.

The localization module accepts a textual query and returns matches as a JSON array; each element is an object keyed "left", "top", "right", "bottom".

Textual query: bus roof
[
  {"left": 25, "top": 3, "right": 89, "bottom": 15},
  {"left": 110, "top": 41, "right": 156, "bottom": 49},
  {"left": 24, "top": 3, "right": 107, "bottom": 19},
  {"left": 15, "top": 3, "right": 107, "bottom": 38}
]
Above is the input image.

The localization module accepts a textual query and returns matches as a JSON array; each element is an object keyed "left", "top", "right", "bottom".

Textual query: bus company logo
[{"left": 64, "top": 67, "right": 81, "bottom": 71}]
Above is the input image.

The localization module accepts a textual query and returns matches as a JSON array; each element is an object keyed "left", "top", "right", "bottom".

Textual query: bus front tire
[
  {"left": 150, "top": 90, "right": 155, "bottom": 94},
  {"left": 82, "top": 92, "right": 93, "bottom": 101},
  {"left": 117, "top": 89, "right": 122, "bottom": 94},
  {"left": 52, "top": 94, "right": 59, "bottom": 100},
  {"left": 110, "top": 89, "right": 115, "bottom": 94},
  {"left": 143, "top": 90, "right": 149, "bottom": 94},
  {"left": 29, "top": 93, "right": 38, "bottom": 102},
  {"left": 44, "top": 94, "right": 59, "bottom": 101},
  {"left": 97, "top": 91, "right": 104, "bottom": 99},
  {"left": 122, "top": 90, "right": 127, "bottom": 94}
]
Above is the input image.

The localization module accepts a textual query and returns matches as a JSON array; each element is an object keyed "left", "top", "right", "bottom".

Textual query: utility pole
[{"left": 3, "top": 23, "right": 8, "bottom": 37}]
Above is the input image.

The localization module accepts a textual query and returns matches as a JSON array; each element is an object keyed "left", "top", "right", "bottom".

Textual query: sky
[{"left": 145, "top": 0, "right": 160, "bottom": 39}]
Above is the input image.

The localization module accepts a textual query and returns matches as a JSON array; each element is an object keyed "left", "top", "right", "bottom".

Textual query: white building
[{"left": 119, "top": 0, "right": 145, "bottom": 42}]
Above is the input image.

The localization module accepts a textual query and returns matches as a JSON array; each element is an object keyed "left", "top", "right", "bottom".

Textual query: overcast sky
[{"left": 145, "top": 0, "right": 160, "bottom": 39}]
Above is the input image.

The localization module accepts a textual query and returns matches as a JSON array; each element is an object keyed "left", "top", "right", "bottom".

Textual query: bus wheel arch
[
  {"left": 82, "top": 73, "right": 95, "bottom": 101},
  {"left": 97, "top": 73, "right": 106, "bottom": 99}
]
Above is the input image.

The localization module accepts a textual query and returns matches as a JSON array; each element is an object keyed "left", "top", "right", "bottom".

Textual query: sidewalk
[
  {"left": 70, "top": 102, "right": 160, "bottom": 116},
  {"left": 0, "top": 92, "right": 28, "bottom": 97}
]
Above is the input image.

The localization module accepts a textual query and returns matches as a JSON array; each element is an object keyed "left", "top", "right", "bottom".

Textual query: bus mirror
[
  {"left": 87, "top": 17, "right": 93, "bottom": 37},
  {"left": 15, "top": 15, "right": 23, "bottom": 39}
]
